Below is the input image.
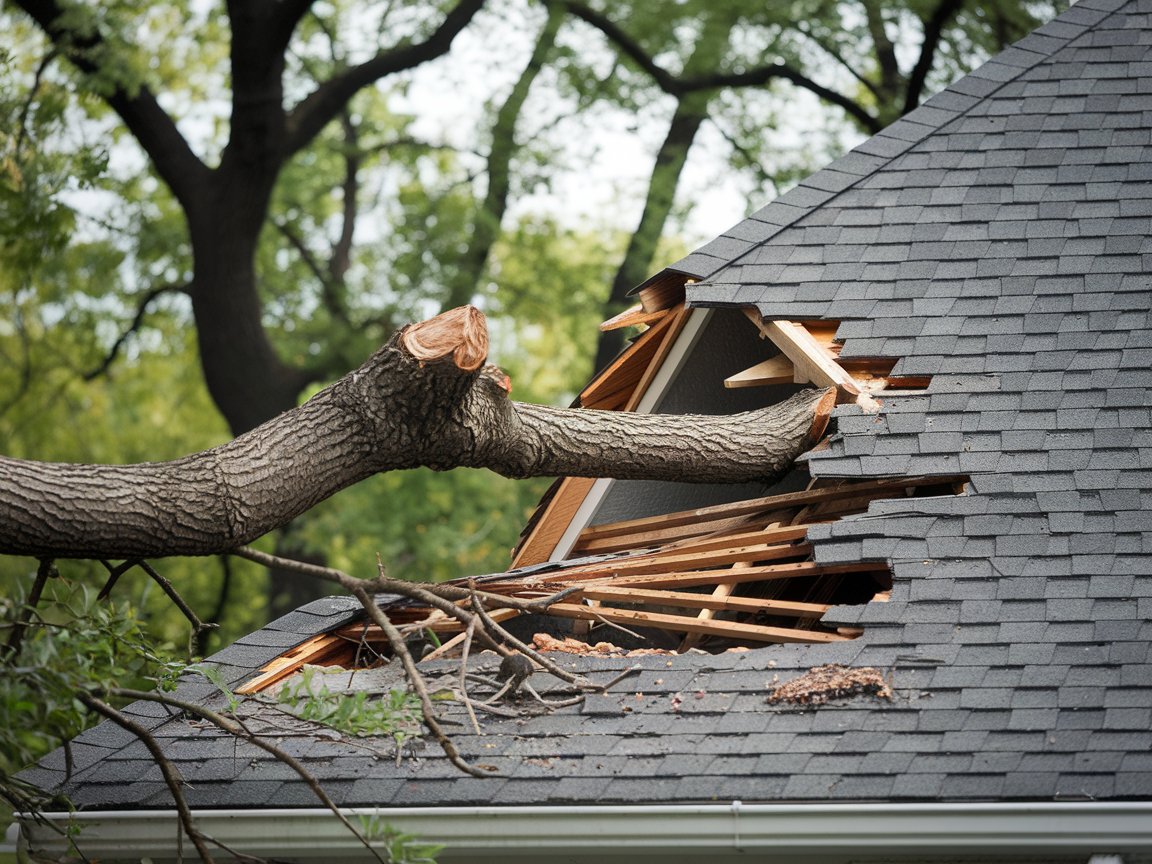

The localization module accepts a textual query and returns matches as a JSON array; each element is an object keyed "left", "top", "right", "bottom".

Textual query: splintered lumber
[
  {"left": 725, "top": 355, "right": 796, "bottom": 388},
  {"left": 623, "top": 305, "right": 690, "bottom": 411},
  {"left": 575, "top": 476, "right": 965, "bottom": 548},
  {"left": 748, "top": 313, "right": 859, "bottom": 395},
  {"left": 559, "top": 560, "right": 887, "bottom": 591},
  {"left": 678, "top": 581, "right": 736, "bottom": 652},
  {"left": 660, "top": 524, "right": 810, "bottom": 554},
  {"left": 540, "top": 603, "right": 850, "bottom": 644},
  {"left": 579, "top": 309, "right": 679, "bottom": 408},
  {"left": 573, "top": 508, "right": 799, "bottom": 555},
  {"left": 579, "top": 585, "right": 831, "bottom": 618},
  {"left": 521, "top": 537, "right": 812, "bottom": 584},
  {"left": 743, "top": 310, "right": 883, "bottom": 411},
  {"left": 600, "top": 304, "right": 669, "bottom": 332},
  {"left": 235, "top": 632, "right": 351, "bottom": 694}
]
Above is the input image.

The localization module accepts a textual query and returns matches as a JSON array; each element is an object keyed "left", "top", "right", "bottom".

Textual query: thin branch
[
  {"left": 351, "top": 582, "right": 488, "bottom": 778},
  {"left": 76, "top": 693, "right": 217, "bottom": 864},
  {"left": 9, "top": 0, "right": 209, "bottom": 208},
  {"left": 95, "top": 559, "right": 135, "bottom": 601},
  {"left": 101, "top": 687, "right": 389, "bottom": 864},
  {"left": 14, "top": 48, "right": 58, "bottom": 154},
  {"left": 903, "top": 0, "right": 966, "bottom": 114},
  {"left": 285, "top": 0, "right": 486, "bottom": 156},
  {"left": 4, "top": 558, "right": 54, "bottom": 658},
  {"left": 83, "top": 284, "right": 187, "bottom": 381},
  {"left": 558, "top": 0, "right": 879, "bottom": 133},
  {"left": 794, "top": 22, "right": 879, "bottom": 100},
  {"left": 96, "top": 560, "right": 217, "bottom": 656},
  {"left": 457, "top": 617, "right": 481, "bottom": 735}
]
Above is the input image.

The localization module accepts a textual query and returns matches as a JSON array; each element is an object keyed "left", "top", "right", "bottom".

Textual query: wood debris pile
[{"left": 766, "top": 663, "right": 893, "bottom": 706}]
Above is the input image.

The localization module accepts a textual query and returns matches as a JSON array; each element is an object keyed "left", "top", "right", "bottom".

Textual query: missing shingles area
[{"left": 767, "top": 664, "right": 893, "bottom": 706}]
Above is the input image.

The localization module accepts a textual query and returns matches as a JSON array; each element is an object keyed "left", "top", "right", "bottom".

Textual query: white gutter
[{"left": 15, "top": 802, "right": 1152, "bottom": 862}]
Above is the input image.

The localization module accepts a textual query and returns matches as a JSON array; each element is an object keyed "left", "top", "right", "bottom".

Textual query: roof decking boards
[{"left": 16, "top": 0, "right": 1152, "bottom": 857}]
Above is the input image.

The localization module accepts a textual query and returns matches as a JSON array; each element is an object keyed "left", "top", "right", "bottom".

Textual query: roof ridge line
[{"left": 663, "top": 0, "right": 1128, "bottom": 295}]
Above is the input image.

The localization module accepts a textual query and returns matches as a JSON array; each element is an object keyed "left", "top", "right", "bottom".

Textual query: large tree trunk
[{"left": 0, "top": 307, "right": 831, "bottom": 560}]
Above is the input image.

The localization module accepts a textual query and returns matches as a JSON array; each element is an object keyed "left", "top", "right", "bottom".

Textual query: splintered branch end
[{"left": 400, "top": 305, "right": 489, "bottom": 371}]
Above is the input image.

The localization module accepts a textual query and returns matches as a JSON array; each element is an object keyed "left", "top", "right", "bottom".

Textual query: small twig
[
  {"left": 95, "top": 559, "right": 135, "bottom": 601},
  {"left": 77, "top": 693, "right": 217, "bottom": 864},
  {"left": 583, "top": 607, "right": 645, "bottom": 642},
  {"left": 458, "top": 617, "right": 481, "bottom": 735},
  {"left": 469, "top": 596, "right": 588, "bottom": 687},
  {"left": 591, "top": 665, "right": 643, "bottom": 694},
  {"left": 350, "top": 583, "right": 489, "bottom": 778},
  {"left": 4, "top": 557, "right": 54, "bottom": 658}
]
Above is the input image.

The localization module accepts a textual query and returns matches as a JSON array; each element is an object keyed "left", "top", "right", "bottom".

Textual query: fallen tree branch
[
  {"left": 76, "top": 693, "right": 219, "bottom": 864},
  {"left": 103, "top": 687, "right": 388, "bottom": 864},
  {"left": 0, "top": 305, "right": 831, "bottom": 560}
]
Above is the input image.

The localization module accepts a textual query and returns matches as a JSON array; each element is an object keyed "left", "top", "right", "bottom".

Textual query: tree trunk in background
[
  {"left": 593, "top": 9, "right": 732, "bottom": 373},
  {"left": 442, "top": 4, "right": 564, "bottom": 311},
  {"left": 593, "top": 99, "right": 708, "bottom": 372}
]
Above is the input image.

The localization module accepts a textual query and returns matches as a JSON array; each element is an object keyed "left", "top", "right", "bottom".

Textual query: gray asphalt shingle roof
[{"left": 21, "top": 0, "right": 1152, "bottom": 811}]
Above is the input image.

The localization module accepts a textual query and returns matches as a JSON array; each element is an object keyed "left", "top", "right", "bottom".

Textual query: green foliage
[
  {"left": 0, "top": 574, "right": 182, "bottom": 808},
  {"left": 355, "top": 815, "right": 445, "bottom": 864},
  {"left": 276, "top": 666, "right": 424, "bottom": 745}
]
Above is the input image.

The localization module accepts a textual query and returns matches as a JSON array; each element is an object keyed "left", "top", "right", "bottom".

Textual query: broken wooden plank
[
  {"left": 235, "top": 632, "right": 352, "bottom": 695},
  {"left": 751, "top": 314, "right": 859, "bottom": 394},
  {"left": 724, "top": 354, "right": 795, "bottom": 388},
  {"left": 678, "top": 581, "right": 736, "bottom": 652},
  {"left": 576, "top": 476, "right": 965, "bottom": 545},
  {"left": 579, "top": 310, "right": 678, "bottom": 407},
  {"left": 599, "top": 304, "right": 669, "bottom": 332},
  {"left": 743, "top": 310, "right": 883, "bottom": 411},
  {"left": 529, "top": 538, "right": 813, "bottom": 583},
  {"left": 580, "top": 585, "right": 831, "bottom": 618},
  {"left": 557, "top": 560, "right": 888, "bottom": 591},
  {"left": 572, "top": 507, "right": 800, "bottom": 555},
  {"left": 624, "top": 305, "right": 690, "bottom": 411},
  {"left": 541, "top": 602, "right": 850, "bottom": 644}
]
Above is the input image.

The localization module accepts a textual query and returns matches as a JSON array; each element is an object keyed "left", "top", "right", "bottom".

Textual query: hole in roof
[
  {"left": 237, "top": 475, "right": 969, "bottom": 694},
  {"left": 237, "top": 303, "right": 949, "bottom": 692}
]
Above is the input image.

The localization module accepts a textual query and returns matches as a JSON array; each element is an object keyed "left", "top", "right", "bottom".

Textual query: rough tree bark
[{"left": 0, "top": 307, "right": 831, "bottom": 560}]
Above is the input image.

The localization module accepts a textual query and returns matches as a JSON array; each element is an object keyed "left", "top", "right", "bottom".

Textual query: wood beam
[{"left": 724, "top": 355, "right": 796, "bottom": 388}]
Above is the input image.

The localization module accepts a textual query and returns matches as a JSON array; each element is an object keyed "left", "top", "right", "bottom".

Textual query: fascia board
[
  {"left": 549, "top": 307, "right": 714, "bottom": 562},
  {"left": 17, "top": 802, "right": 1152, "bottom": 862}
]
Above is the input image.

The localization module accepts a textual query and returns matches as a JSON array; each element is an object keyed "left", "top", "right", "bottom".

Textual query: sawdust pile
[{"left": 767, "top": 664, "right": 893, "bottom": 706}]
